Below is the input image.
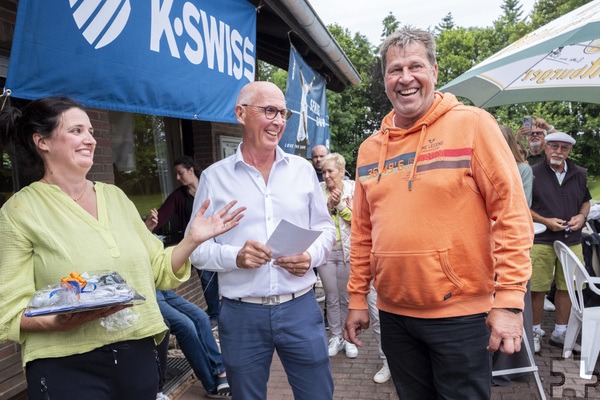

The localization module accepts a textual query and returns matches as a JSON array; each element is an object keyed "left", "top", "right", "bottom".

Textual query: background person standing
[
  {"left": 516, "top": 116, "right": 555, "bottom": 166},
  {"left": 317, "top": 153, "right": 357, "bottom": 359},
  {"left": 311, "top": 144, "right": 329, "bottom": 182},
  {"left": 529, "top": 131, "right": 591, "bottom": 354}
]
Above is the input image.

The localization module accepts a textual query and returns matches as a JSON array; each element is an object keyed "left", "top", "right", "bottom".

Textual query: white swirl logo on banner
[{"left": 70, "top": 0, "right": 131, "bottom": 49}]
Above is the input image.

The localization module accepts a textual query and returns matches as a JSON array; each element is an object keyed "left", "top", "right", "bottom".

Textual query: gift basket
[{"left": 24, "top": 271, "right": 145, "bottom": 317}]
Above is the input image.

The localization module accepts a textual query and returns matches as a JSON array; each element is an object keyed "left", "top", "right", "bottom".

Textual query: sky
[{"left": 310, "top": 0, "right": 537, "bottom": 45}]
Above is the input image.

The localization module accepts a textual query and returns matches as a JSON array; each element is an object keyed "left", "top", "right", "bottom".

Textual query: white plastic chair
[{"left": 553, "top": 240, "right": 600, "bottom": 379}]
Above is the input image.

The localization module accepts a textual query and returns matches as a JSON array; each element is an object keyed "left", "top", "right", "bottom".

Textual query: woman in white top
[{"left": 317, "top": 153, "right": 358, "bottom": 359}]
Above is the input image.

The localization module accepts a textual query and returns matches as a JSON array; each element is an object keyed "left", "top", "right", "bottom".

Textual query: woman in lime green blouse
[{"left": 0, "top": 97, "right": 244, "bottom": 400}]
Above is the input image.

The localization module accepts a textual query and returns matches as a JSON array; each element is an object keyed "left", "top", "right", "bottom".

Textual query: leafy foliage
[{"left": 259, "top": 0, "right": 600, "bottom": 177}]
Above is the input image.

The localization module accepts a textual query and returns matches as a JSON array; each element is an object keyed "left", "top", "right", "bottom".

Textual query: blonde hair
[
  {"left": 499, "top": 125, "right": 526, "bottom": 164},
  {"left": 321, "top": 152, "right": 346, "bottom": 173}
]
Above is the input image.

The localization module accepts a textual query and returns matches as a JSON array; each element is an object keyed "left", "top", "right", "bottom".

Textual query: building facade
[{"left": 0, "top": 2, "right": 359, "bottom": 398}]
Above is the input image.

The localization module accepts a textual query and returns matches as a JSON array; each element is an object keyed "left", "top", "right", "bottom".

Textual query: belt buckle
[{"left": 261, "top": 295, "right": 280, "bottom": 305}]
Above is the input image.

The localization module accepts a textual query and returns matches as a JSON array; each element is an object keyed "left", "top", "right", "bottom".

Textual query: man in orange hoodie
[{"left": 344, "top": 27, "right": 533, "bottom": 399}]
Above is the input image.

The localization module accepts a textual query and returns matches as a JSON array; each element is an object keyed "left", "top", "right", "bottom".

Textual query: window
[{"left": 109, "top": 112, "right": 180, "bottom": 222}]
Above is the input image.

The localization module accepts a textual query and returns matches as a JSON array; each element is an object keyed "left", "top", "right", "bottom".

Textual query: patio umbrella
[{"left": 439, "top": 0, "right": 600, "bottom": 108}]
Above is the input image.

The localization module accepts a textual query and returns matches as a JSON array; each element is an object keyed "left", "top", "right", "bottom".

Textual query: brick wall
[
  {"left": 0, "top": 3, "right": 21, "bottom": 392},
  {"left": 87, "top": 108, "right": 115, "bottom": 184}
]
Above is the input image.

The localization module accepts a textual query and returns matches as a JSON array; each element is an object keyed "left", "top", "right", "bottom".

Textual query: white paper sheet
[{"left": 266, "top": 219, "right": 323, "bottom": 259}]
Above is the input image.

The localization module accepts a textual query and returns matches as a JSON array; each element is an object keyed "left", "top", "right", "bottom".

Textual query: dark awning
[{"left": 248, "top": 0, "right": 361, "bottom": 92}]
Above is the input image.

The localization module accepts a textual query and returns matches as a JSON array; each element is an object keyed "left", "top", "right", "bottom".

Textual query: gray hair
[
  {"left": 322, "top": 152, "right": 346, "bottom": 172},
  {"left": 380, "top": 26, "right": 437, "bottom": 75}
]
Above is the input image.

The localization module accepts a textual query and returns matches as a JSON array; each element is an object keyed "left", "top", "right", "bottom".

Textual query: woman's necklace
[
  {"left": 42, "top": 178, "right": 88, "bottom": 202},
  {"left": 73, "top": 182, "right": 89, "bottom": 202}
]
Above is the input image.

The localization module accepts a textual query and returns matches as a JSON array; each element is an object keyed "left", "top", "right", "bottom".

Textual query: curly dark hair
[{"left": 0, "top": 97, "right": 84, "bottom": 184}]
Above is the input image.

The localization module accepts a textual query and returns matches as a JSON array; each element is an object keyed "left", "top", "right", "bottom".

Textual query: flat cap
[{"left": 544, "top": 131, "right": 576, "bottom": 145}]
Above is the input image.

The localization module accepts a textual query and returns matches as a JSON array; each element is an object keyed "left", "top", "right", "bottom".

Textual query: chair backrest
[{"left": 553, "top": 240, "right": 593, "bottom": 316}]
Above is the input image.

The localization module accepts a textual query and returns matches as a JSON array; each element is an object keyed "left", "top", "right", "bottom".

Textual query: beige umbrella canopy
[{"left": 439, "top": 0, "right": 600, "bottom": 108}]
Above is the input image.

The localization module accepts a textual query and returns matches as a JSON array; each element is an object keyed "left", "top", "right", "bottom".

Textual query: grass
[
  {"left": 589, "top": 176, "right": 600, "bottom": 202},
  {"left": 129, "top": 194, "right": 164, "bottom": 217}
]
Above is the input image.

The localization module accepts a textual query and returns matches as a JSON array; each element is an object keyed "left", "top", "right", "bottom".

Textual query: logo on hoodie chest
[
  {"left": 357, "top": 139, "right": 472, "bottom": 183},
  {"left": 425, "top": 138, "right": 444, "bottom": 149}
]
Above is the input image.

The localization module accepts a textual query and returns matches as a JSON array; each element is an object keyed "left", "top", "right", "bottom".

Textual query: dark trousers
[
  {"left": 197, "top": 269, "right": 220, "bottom": 321},
  {"left": 26, "top": 337, "right": 158, "bottom": 400},
  {"left": 380, "top": 311, "right": 492, "bottom": 400},
  {"left": 156, "top": 320, "right": 171, "bottom": 392}
]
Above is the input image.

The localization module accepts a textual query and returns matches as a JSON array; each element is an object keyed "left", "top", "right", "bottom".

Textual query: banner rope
[{"left": 0, "top": 88, "right": 11, "bottom": 112}]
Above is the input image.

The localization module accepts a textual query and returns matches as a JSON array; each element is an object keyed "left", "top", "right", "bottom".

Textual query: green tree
[
  {"left": 256, "top": 60, "right": 287, "bottom": 92},
  {"left": 530, "top": 0, "right": 592, "bottom": 28},
  {"left": 435, "top": 28, "right": 479, "bottom": 87},
  {"left": 380, "top": 12, "right": 400, "bottom": 43},
  {"left": 436, "top": 12, "right": 456, "bottom": 32},
  {"left": 499, "top": 0, "right": 524, "bottom": 24},
  {"left": 325, "top": 25, "right": 376, "bottom": 176},
  {"left": 362, "top": 12, "right": 405, "bottom": 145},
  {"left": 256, "top": 0, "right": 600, "bottom": 178}
]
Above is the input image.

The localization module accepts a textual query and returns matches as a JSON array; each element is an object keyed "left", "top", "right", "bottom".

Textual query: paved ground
[{"left": 171, "top": 307, "right": 600, "bottom": 400}]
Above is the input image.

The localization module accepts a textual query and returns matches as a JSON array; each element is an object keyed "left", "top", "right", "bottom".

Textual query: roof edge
[{"left": 262, "top": 0, "right": 361, "bottom": 88}]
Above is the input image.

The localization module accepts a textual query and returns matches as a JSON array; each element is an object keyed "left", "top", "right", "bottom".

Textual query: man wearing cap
[{"left": 529, "top": 131, "right": 591, "bottom": 353}]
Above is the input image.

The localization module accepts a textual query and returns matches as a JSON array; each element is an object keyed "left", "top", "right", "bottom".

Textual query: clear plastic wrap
[{"left": 24, "top": 271, "right": 145, "bottom": 317}]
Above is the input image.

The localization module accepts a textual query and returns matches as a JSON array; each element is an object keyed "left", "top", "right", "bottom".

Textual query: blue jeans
[
  {"left": 220, "top": 291, "right": 333, "bottom": 400},
  {"left": 156, "top": 290, "right": 225, "bottom": 393},
  {"left": 197, "top": 269, "right": 220, "bottom": 321},
  {"left": 380, "top": 311, "right": 492, "bottom": 400}
]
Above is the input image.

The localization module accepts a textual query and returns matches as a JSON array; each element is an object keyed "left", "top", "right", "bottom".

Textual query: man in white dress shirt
[{"left": 189, "top": 81, "right": 336, "bottom": 400}]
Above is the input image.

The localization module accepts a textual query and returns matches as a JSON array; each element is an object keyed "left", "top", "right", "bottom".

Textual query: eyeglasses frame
[
  {"left": 241, "top": 104, "right": 292, "bottom": 121},
  {"left": 546, "top": 142, "right": 572, "bottom": 152}
]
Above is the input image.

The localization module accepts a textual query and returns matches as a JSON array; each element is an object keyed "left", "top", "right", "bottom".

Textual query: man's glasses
[
  {"left": 241, "top": 104, "right": 292, "bottom": 121},
  {"left": 528, "top": 131, "right": 545, "bottom": 137},
  {"left": 547, "top": 143, "right": 572, "bottom": 152}
]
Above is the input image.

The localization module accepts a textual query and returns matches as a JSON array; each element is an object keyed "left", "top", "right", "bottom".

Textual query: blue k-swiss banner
[
  {"left": 280, "top": 45, "right": 329, "bottom": 158},
  {"left": 5, "top": 0, "right": 256, "bottom": 122}
]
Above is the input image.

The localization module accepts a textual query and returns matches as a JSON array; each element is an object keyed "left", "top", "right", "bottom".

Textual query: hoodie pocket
[{"left": 372, "top": 248, "right": 465, "bottom": 307}]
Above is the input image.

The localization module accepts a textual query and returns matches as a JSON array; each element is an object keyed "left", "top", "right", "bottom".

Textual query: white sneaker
[
  {"left": 156, "top": 392, "right": 170, "bottom": 400},
  {"left": 315, "top": 276, "right": 323, "bottom": 288},
  {"left": 533, "top": 326, "right": 546, "bottom": 336},
  {"left": 328, "top": 336, "right": 345, "bottom": 357},
  {"left": 544, "top": 296, "right": 556, "bottom": 311},
  {"left": 533, "top": 330, "right": 542, "bottom": 353},
  {"left": 344, "top": 341, "right": 358, "bottom": 358},
  {"left": 549, "top": 330, "right": 581, "bottom": 353},
  {"left": 374, "top": 360, "right": 391, "bottom": 383}
]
